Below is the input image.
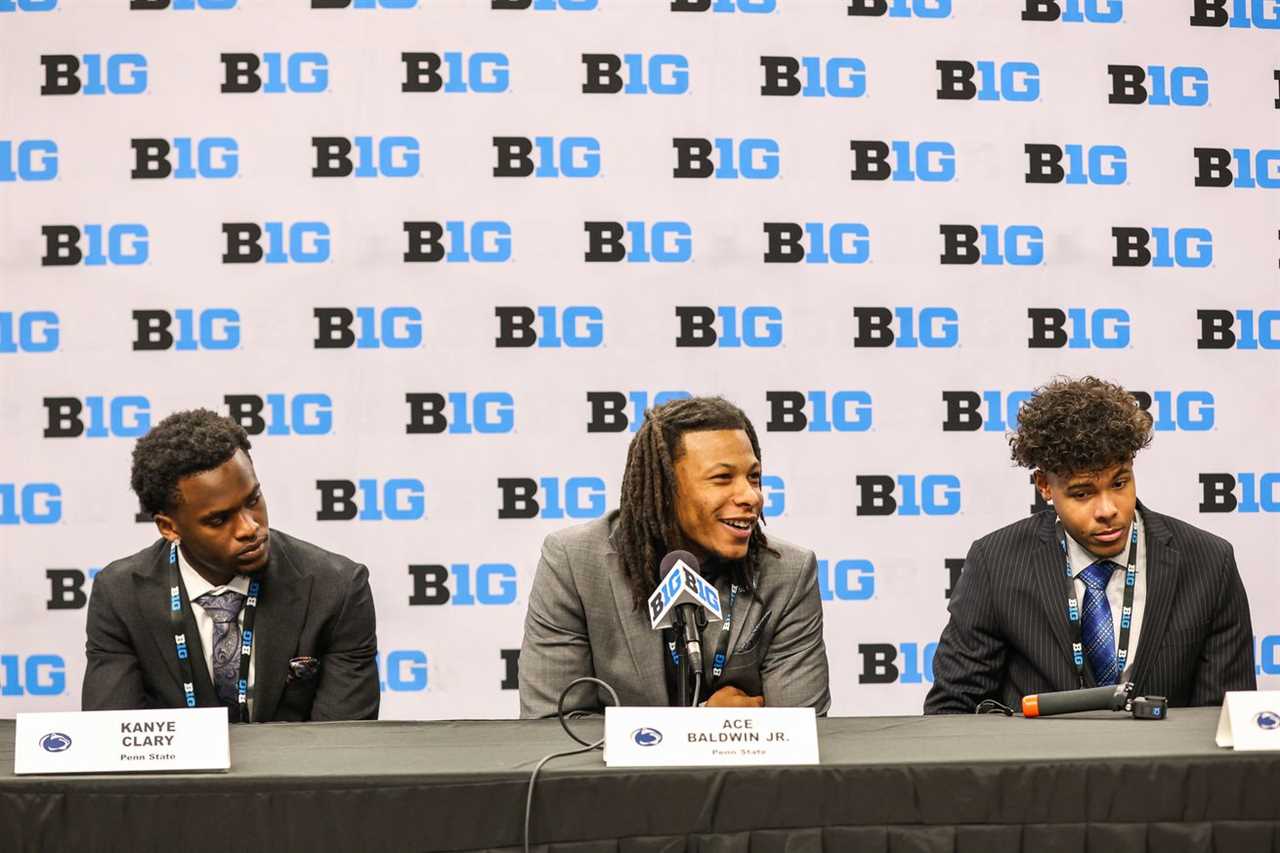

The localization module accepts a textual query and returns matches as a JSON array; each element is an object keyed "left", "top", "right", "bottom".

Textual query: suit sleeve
[
  {"left": 924, "top": 538, "right": 1007, "bottom": 714},
  {"left": 310, "top": 564, "right": 380, "bottom": 721},
  {"left": 82, "top": 570, "right": 150, "bottom": 711},
  {"left": 1189, "top": 544, "right": 1256, "bottom": 705},
  {"left": 759, "top": 551, "right": 831, "bottom": 715},
  {"left": 519, "top": 533, "right": 596, "bottom": 719}
]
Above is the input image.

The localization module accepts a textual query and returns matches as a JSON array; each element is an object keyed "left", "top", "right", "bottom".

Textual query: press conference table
[{"left": 2, "top": 708, "right": 1278, "bottom": 853}]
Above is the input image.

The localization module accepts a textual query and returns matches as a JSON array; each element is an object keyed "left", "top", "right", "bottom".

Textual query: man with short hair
[
  {"left": 925, "top": 376, "right": 1255, "bottom": 714},
  {"left": 83, "top": 408, "right": 379, "bottom": 722},
  {"left": 519, "top": 395, "right": 830, "bottom": 717}
]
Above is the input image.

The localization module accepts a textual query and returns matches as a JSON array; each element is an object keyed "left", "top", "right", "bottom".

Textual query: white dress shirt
[
  {"left": 176, "top": 544, "right": 257, "bottom": 718},
  {"left": 1063, "top": 509, "right": 1147, "bottom": 681}
]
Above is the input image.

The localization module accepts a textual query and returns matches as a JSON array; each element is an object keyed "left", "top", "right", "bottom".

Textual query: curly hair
[
  {"left": 614, "top": 396, "right": 775, "bottom": 611},
  {"left": 131, "top": 409, "right": 252, "bottom": 515},
  {"left": 1009, "top": 376, "right": 1153, "bottom": 476}
]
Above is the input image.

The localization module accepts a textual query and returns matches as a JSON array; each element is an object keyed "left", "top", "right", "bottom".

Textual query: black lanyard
[
  {"left": 1055, "top": 519, "right": 1137, "bottom": 688},
  {"left": 168, "top": 541, "right": 260, "bottom": 723},
  {"left": 709, "top": 584, "right": 739, "bottom": 684}
]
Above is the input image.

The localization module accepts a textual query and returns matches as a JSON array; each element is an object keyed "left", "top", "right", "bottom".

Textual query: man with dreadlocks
[
  {"left": 519, "top": 396, "right": 830, "bottom": 717},
  {"left": 925, "top": 376, "right": 1255, "bottom": 714},
  {"left": 83, "top": 408, "right": 380, "bottom": 722}
]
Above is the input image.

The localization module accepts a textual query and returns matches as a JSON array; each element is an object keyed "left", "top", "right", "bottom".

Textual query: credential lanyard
[
  {"left": 708, "top": 584, "right": 740, "bottom": 686},
  {"left": 168, "top": 541, "right": 259, "bottom": 723},
  {"left": 1056, "top": 520, "right": 1137, "bottom": 689}
]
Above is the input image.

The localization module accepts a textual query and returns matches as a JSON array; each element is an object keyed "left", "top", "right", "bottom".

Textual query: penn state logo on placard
[
  {"left": 1254, "top": 711, "right": 1280, "bottom": 731},
  {"left": 631, "top": 727, "right": 663, "bottom": 747},
  {"left": 39, "top": 732, "right": 72, "bottom": 753}
]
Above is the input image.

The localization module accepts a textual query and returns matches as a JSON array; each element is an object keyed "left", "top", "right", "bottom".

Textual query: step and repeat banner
[{"left": 1, "top": 0, "right": 1277, "bottom": 719}]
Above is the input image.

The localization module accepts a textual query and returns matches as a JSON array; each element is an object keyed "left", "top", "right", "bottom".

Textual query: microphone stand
[{"left": 672, "top": 608, "right": 690, "bottom": 708}]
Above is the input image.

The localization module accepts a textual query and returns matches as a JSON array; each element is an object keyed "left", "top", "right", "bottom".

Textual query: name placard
[
  {"left": 14, "top": 708, "right": 230, "bottom": 775},
  {"left": 1215, "top": 691, "right": 1280, "bottom": 751},
  {"left": 604, "top": 706, "right": 818, "bottom": 767}
]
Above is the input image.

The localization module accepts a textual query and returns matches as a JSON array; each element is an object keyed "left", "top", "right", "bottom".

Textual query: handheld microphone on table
[
  {"left": 647, "top": 550, "right": 723, "bottom": 675},
  {"left": 1021, "top": 682, "right": 1168, "bottom": 720}
]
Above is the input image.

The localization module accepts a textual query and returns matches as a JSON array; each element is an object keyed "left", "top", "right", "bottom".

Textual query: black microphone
[{"left": 1021, "top": 682, "right": 1133, "bottom": 717}]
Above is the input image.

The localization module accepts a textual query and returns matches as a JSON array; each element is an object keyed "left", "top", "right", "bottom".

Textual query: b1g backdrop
[{"left": 1, "top": 0, "right": 1277, "bottom": 719}]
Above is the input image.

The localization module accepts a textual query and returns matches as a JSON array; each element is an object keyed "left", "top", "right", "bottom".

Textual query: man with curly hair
[
  {"left": 82, "top": 409, "right": 379, "bottom": 722},
  {"left": 925, "top": 376, "right": 1254, "bottom": 714}
]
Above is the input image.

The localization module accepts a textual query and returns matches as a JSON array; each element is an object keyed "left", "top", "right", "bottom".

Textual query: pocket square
[{"left": 287, "top": 656, "right": 320, "bottom": 684}]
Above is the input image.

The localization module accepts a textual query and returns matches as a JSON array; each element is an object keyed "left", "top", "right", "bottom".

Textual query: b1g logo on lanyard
[
  {"left": 1056, "top": 520, "right": 1137, "bottom": 688},
  {"left": 167, "top": 541, "right": 261, "bottom": 722}
]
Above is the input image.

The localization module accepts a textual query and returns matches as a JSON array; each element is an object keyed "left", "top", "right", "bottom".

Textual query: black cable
[
  {"left": 691, "top": 672, "right": 702, "bottom": 707},
  {"left": 524, "top": 677, "right": 621, "bottom": 853},
  {"left": 975, "top": 698, "right": 1015, "bottom": 716}
]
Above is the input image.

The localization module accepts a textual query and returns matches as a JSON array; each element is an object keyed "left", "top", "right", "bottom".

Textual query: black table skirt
[{"left": 3, "top": 708, "right": 1278, "bottom": 853}]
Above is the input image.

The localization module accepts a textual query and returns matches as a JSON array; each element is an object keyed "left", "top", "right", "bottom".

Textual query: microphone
[
  {"left": 647, "top": 550, "right": 723, "bottom": 674},
  {"left": 1021, "top": 682, "right": 1133, "bottom": 718}
]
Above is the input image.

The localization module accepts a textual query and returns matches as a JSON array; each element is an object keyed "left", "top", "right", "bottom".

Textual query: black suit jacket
[
  {"left": 925, "top": 505, "right": 1255, "bottom": 714},
  {"left": 83, "top": 529, "right": 380, "bottom": 722}
]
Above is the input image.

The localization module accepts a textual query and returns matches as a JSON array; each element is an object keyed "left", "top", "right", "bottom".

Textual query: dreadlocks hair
[
  {"left": 1008, "top": 376, "right": 1153, "bottom": 477},
  {"left": 614, "top": 396, "right": 776, "bottom": 611},
  {"left": 130, "top": 408, "right": 253, "bottom": 516}
]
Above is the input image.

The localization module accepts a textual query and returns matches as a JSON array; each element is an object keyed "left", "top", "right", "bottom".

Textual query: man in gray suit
[
  {"left": 520, "top": 396, "right": 830, "bottom": 717},
  {"left": 83, "top": 409, "right": 379, "bottom": 722},
  {"left": 926, "top": 377, "right": 1255, "bottom": 714}
]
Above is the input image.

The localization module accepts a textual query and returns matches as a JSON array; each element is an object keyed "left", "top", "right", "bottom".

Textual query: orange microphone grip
[{"left": 1022, "top": 695, "right": 1040, "bottom": 718}]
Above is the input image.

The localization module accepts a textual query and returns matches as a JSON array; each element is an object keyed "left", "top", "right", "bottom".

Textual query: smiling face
[
  {"left": 1036, "top": 460, "right": 1137, "bottom": 559},
  {"left": 671, "top": 429, "right": 763, "bottom": 564},
  {"left": 153, "top": 449, "right": 270, "bottom": 585}
]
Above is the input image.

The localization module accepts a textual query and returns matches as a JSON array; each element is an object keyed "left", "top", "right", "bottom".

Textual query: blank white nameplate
[
  {"left": 604, "top": 706, "right": 818, "bottom": 767},
  {"left": 14, "top": 708, "right": 230, "bottom": 775},
  {"left": 1215, "top": 691, "right": 1280, "bottom": 751}
]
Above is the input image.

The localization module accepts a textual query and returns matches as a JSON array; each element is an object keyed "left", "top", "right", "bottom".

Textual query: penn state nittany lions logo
[
  {"left": 631, "top": 727, "right": 663, "bottom": 747},
  {"left": 39, "top": 732, "right": 72, "bottom": 753},
  {"left": 1254, "top": 711, "right": 1280, "bottom": 731}
]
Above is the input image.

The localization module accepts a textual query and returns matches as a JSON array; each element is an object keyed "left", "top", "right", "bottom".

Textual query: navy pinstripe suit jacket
[{"left": 924, "top": 505, "right": 1256, "bottom": 714}]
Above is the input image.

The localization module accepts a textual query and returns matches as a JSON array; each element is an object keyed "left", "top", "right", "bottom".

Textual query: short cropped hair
[
  {"left": 1009, "top": 376, "right": 1153, "bottom": 476},
  {"left": 130, "top": 409, "right": 252, "bottom": 515}
]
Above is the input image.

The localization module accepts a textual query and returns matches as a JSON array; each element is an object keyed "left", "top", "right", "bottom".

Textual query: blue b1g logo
[
  {"left": 0, "top": 484, "right": 62, "bottom": 524},
  {"left": 376, "top": 650, "right": 428, "bottom": 692},
  {"left": 40, "top": 54, "right": 147, "bottom": 95},
  {"left": 0, "top": 140, "right": 57, "bottom": 181},
  {"left": 0, "top": 311, "right": 59, "bottom": 352},
  {"left": 0, "top": 655, "right": 66, "bottom": 694},
  {"left": 818, "top": 559, "right": 874, "bottom": 601}
]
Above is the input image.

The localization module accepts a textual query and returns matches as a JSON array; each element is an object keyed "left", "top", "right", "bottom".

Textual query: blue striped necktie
[{"left": 1079, "top": 560, "right": 1119, "bottom": 686}]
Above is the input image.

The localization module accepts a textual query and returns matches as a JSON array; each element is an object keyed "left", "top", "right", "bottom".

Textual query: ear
[
  {"left": 1033, "top": 470, "right": 1053, "bottom": 504},
  {"left": 153, "top": 512, "right": 180, "bottom": 543}
]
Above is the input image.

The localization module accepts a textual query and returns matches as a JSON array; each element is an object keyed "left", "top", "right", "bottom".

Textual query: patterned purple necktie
[
  {"left": 1079, "top": 560, "right": 1119, "bottom": 686},
  {"left": 193, "top": 589, "right": 246, "bottom": 712}
]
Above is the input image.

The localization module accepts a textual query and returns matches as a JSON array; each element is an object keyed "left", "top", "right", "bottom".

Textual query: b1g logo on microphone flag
[{"left": 649, "top": 557, "right": 722, "bottom": 630}]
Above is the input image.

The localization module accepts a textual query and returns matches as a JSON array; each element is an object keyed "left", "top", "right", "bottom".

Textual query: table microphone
[
  {"left": 1021, "top": 682, "right": 1132, "bottom": 718},
  {"left": 646, "top": 550, "right": 723, "bottom": 674}
]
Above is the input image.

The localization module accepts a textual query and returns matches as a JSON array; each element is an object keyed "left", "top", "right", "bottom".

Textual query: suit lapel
[
  {"left": 250, "top": 534, "right": 311, "bottom": 723},
  {"left": 605, "top": 550, "right": 668, "bottom": 706},
  {"left": 133, "top": 543, "right": 219, "bottom": 708},
  {"left": 1032, "top": 512, "right": 1077, "bottom": 677},
  {"left": 1131, "top": 506, "right": 1180, "bottom": 688}
]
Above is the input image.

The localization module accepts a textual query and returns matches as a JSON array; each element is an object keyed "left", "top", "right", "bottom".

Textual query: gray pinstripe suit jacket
[
  {"left": 519, "top": 512, "right": 831, "bottom": 718},
  {"left": 925, "top": 505, "right": 1256, "bottom": 714}
]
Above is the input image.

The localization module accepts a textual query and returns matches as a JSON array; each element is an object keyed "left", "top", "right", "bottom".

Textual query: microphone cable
[{"left": 523, "top": 676, "right": 620, "bottom": 853}]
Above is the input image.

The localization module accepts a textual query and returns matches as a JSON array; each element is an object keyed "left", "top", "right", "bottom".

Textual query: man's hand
[{"left": 705, "top": 685, "right": 765, "bottom": 708}]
